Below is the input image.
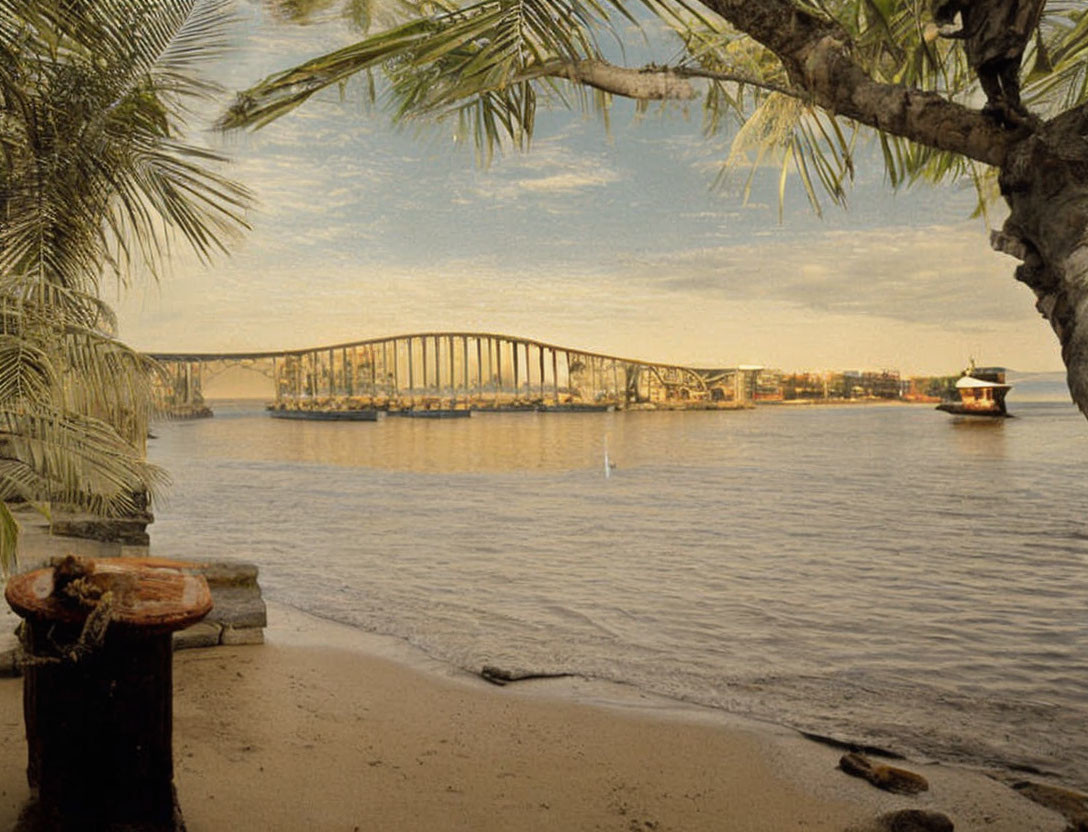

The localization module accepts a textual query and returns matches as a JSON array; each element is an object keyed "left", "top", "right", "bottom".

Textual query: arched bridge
[{"left": 149, "top": 332, "right": 756, "bottom": 416}]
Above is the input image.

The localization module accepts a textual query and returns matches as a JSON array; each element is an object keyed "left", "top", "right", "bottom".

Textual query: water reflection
[
  {"left": 170, "top": 402, "right": 754, "bottom": 473},
  {"left": 947, "top": 416, "right": 1007, "bottom": 458}
]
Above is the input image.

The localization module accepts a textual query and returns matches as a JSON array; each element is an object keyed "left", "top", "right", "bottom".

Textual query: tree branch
[
  {"left": 695, "top": 0, "right": 1022, "bottom": 167},
  {"left": 523, "top": 60, "right": 697, "bottom": 100},
  {"left": 521, "top": 58, "right": 805, "bottom": 102},
  {"left": 672, "top": 66, "right": 805, "bottom": 100}
]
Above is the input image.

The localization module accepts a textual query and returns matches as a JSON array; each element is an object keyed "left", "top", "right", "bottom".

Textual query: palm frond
[
  {"left": 0, "top": 501, "right": 18, "bottom": 578},
  {"left": 0, "top": 0, "right": 252, "bottom": 292},
  {"left": 0, "top": 409, "right": 166, "bottom": 515},
  {"left": 221, "top": 16, "right": 439, "bottom": 129},
  {"left": 0, "top": 337, "right": 57, "bottom": 407},
  {"left": 0, "top": 0, "right": 247, "bottom": 574}
]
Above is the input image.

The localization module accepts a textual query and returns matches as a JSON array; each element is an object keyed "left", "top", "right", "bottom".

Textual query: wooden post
[
  {"left": 525, "top": 343, "right": 531, "bottom": 397},
  {"left": 444, "top": 335, "right": 451, "bottom": 392},
  {"left": 486, "top": 338, "right": 494, "bottom": 405},
  {"left": 367, "top": 343, "right": 376, "bottom": 400},
  {"left": 565, "top": 352, "right": 572, "bottom": 403},
  {"left": 422, "top": 336, "right": 429, "bottom": 393},
  {"left": 462, "top": 335, "right": 469, "bottom": 396},
  {"left": 387, "top": 341, "right": 396, "bottom": 399},
  {"left": 431, "top": 336, "right": 438, "bottom": 391},
  {"left": 525, "top": 344, "right": 531, "bottom": 397},
  {"left": 309, "top": 353, "right": 317, "bottom": 403},
  {"left": 6, "top": 559, "right": 212, "bottom": 832},
  {"left": 445, "top": 337, "right": 451, "bottom": 391},
  {"left": 538, "top": 344, "right": 545, "bottom": 399},
  {"left": 512, "top": 341, "right": 519, "bottom": 399},
  {"left": 451, "top": 335, "right": 457, "bottom": 395},
  {"left": 552, "top": 349, "right": 559, "bottom": 406},
  {"left": 407, "top": 338, "right": 415, "bottom": 405},
  {"left": 343, "top": 348, "right": 351, "bottom": 398},
  {"left": 475, "top": 338, "right": 482, "bottom": 397}
]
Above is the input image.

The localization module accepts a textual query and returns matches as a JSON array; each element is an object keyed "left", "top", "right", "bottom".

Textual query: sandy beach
[{"left": 0, "top": 601, "right": 1070, "bottom": 831}]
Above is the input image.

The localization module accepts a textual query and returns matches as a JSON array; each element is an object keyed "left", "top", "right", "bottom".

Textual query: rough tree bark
[
  {"left": 692, "top": 0, "right": 1088, "bottom": 415},
  {"left": 532, "top": 60, "right": 696, "bottom": 100},
  {"left": 995, "top": 106, "right": 1088, "bottom": 416}
]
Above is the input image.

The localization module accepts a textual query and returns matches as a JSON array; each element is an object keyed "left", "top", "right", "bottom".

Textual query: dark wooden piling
[{"left": 6, "top": 558, "right": 212, "bottom": 832}]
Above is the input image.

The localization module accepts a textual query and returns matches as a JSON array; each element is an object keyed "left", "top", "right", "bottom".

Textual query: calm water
[{"left": 148, "top": 400, "right": 1088, "bottom": 788}]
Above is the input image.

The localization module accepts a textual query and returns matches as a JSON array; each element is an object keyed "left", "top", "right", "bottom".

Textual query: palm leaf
[
  {"left": 0, "top": 0, "right": 248, "bottom": 573},
  {"left": 0, "top": 501, "right": 18, "bottom": 577}
]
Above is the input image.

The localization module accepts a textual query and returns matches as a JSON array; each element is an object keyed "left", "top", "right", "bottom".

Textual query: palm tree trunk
[{"left": 995, "top": 104, "right": 1088, "bottom": 416}]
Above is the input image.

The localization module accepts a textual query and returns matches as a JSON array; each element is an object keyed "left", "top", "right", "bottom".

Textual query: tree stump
[{"left": 5, "top": 557, "right": 212, "bottom": 831}]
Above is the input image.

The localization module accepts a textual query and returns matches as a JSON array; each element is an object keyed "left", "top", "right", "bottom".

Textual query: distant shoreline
[{"left": 756, "top": 397, "right": 928, "bottom": 407}]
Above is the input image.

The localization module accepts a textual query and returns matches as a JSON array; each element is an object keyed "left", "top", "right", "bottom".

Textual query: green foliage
[
  {"left": 0, "top": 0, "right": 250, "bottom": 574},
  {"left": 227, "top": 0, "right": 1088, "bottom": 215}
]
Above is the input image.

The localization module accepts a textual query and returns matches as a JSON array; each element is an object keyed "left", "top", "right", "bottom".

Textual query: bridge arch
[{"left": 149, "top": 332, "right": 753, "bottom": 415}]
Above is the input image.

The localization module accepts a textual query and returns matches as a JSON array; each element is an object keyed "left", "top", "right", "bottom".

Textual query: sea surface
[{"left": 147, "top": 397, "right": 1088, "bottom": 789}]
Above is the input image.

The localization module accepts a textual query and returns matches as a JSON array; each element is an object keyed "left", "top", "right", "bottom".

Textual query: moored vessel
[
  {"left": 936, "top": 362, "right": 1012, "bottom": 417},
  {"left": 537, "top": 403, "right": 615, "bottom": 412},
  {"left": 266, "top": 406, "right": 384, "bottom": 421},
  {"left": 392, "top": 408, "right": 472, "bottom": 419}
]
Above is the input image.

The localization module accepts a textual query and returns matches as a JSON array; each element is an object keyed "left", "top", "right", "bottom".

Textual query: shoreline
[{"left": 2, "top": 600, "right": 1068, "bottom": 831}]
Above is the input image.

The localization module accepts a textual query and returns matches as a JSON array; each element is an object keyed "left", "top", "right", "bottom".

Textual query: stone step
[{"left": 166, "top": 559, "right": 266, "bottom": 651}]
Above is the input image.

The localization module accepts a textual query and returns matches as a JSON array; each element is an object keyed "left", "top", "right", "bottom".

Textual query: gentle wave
[{"left": 149, "top": 399, "right": 1088, "bottom": 789}]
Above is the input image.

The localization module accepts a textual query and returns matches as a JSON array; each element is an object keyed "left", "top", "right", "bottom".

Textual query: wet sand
[{"left": 0, "top": 603, "right": 1069, "bottom": 831}]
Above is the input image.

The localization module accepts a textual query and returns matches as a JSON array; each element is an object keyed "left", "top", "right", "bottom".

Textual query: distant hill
[{"left": 1006, "top": 370, "right": 1072, "bottom": 403}]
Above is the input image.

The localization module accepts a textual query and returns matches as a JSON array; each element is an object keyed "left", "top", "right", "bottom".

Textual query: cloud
[
  {"left": 468, "top": 137, "right": 622, "bottom": 202},
  {"left": 514, "top": 171, "right": 618, "bottom": 193},
  {"left": 116, "top": 234, "right": 1061, "bottom": 375},
  {"left": 621, "top": 224, "right": 1034, "bottom": 330}
]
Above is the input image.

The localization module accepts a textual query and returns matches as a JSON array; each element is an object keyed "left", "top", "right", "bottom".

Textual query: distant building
[
  {"left": 862, "top": 370, "right": 901, "bottom": 399},
  {"left": 781, "top": 372, "right": 827, "bottom": 400},
  {"left": 753, "top": 369, "right": 784, "bottom": 401},
  {"left": 697, "top": 365, "right": 962, "bottom": 405},
  {"left": 902, "top": 375, "right": 957, "bottom": 402}
]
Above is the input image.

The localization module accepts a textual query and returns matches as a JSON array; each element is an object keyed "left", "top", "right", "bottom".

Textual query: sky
[{"left": 113, "top": 0, "right": 1063, "bottom": 376}]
